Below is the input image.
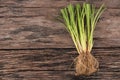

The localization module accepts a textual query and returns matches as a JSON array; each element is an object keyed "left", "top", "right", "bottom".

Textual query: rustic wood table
[{"left": 0, "top": 0, "right": 120, "bottom": 80}]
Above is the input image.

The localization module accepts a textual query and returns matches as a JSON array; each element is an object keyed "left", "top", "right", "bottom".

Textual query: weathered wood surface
[
  {"left": 1, "top": 71, "right": 120, "bottom": 80},
  {"left": 0, "top": 8, "right": 119, "bottom": 49},
  {"left": 0, "top": 0, "right": 120, "bottom": 8},
  {"left": 0, "top": 7, "right": 119, "bottom": 17},
  {"left": 0, "top": 0, "right": 119, "bottom": 49},
  {"left": 0, "top": 48, "right": 120, "bottom": 80},
  {"left": 0, "top": 0, "right": 120, "bottom": 80}
]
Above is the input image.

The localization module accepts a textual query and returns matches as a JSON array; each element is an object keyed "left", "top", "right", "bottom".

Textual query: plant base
[{"left": 75, "top": 52, "right": 99, "bottom": 76}]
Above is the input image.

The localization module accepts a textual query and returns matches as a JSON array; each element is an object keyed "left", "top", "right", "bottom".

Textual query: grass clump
[{"left": 60, "top": 3, "right": 105, "bottom": 76}]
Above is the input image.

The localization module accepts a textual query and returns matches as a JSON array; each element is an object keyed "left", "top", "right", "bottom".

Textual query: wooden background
[{"left": 0, "top": 0, "right": 120, "bottom": 80}]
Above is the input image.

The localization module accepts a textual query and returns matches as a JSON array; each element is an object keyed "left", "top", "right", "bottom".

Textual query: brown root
[{"left": 75, "top": 52, "right": 99, "bottom": 76}]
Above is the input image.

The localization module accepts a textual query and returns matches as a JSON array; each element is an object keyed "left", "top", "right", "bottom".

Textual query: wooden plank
[
  {"left": 0, "top": 7, "right": 58, "bottom": 18},
  {"left": 70, "top": 0, "right": 120, "bottom": 9},
  {"left": 0, "top": 48, "right": 120, "bottom": 80},
  {"left": 0, "top": 8, "right": 119, "bottom": 48},
  {"left": 1, "top": 71, "right": 120, "bottom": 80},
  {"left": 0, "top": 0, "right": 71, "bottom": 8},
  {"left": 0, "top": 0, "right": 119, "bottom": 8},
  {"left": 0, "top": 48, "right": 119, "bottom": 70},
  {"left": 0, "top": 7, "right": 120, "bottom": 17}
]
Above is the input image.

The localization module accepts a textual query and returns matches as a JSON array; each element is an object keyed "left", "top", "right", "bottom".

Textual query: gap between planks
[{"left": 0, "top": 47, "right": 119, "bottom": 51}]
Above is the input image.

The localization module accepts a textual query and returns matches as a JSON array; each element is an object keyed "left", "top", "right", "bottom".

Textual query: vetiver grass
[{"left": 60, "top": 3, "right": 105, "bottom": 76}]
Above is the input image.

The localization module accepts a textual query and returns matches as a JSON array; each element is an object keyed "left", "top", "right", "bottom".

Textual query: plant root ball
[{"left": 75, "top": 52, "right": 99, "bottom": 76}]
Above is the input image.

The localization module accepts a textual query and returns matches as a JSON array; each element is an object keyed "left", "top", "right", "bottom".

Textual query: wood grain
[
  {"left": 0, "top": 0, "right": 119, "bottom": 8},
  {"left": 0, "top": 0, "right": 119, "bottom": 80},
  {"left": 0, "top": 48, "right": 120, "bottom": 80},
  {"left": 0, "top": 8, "right": 119, "bottom": 49},
  {"left": 0, "top": 7, "right": 58, "bottom": 17},
  {"left": 1, "top": 71, "right": 120, "bottom": 80},
  {"left": 0, "top": 7, "right": 120, "bottom": 17}
]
